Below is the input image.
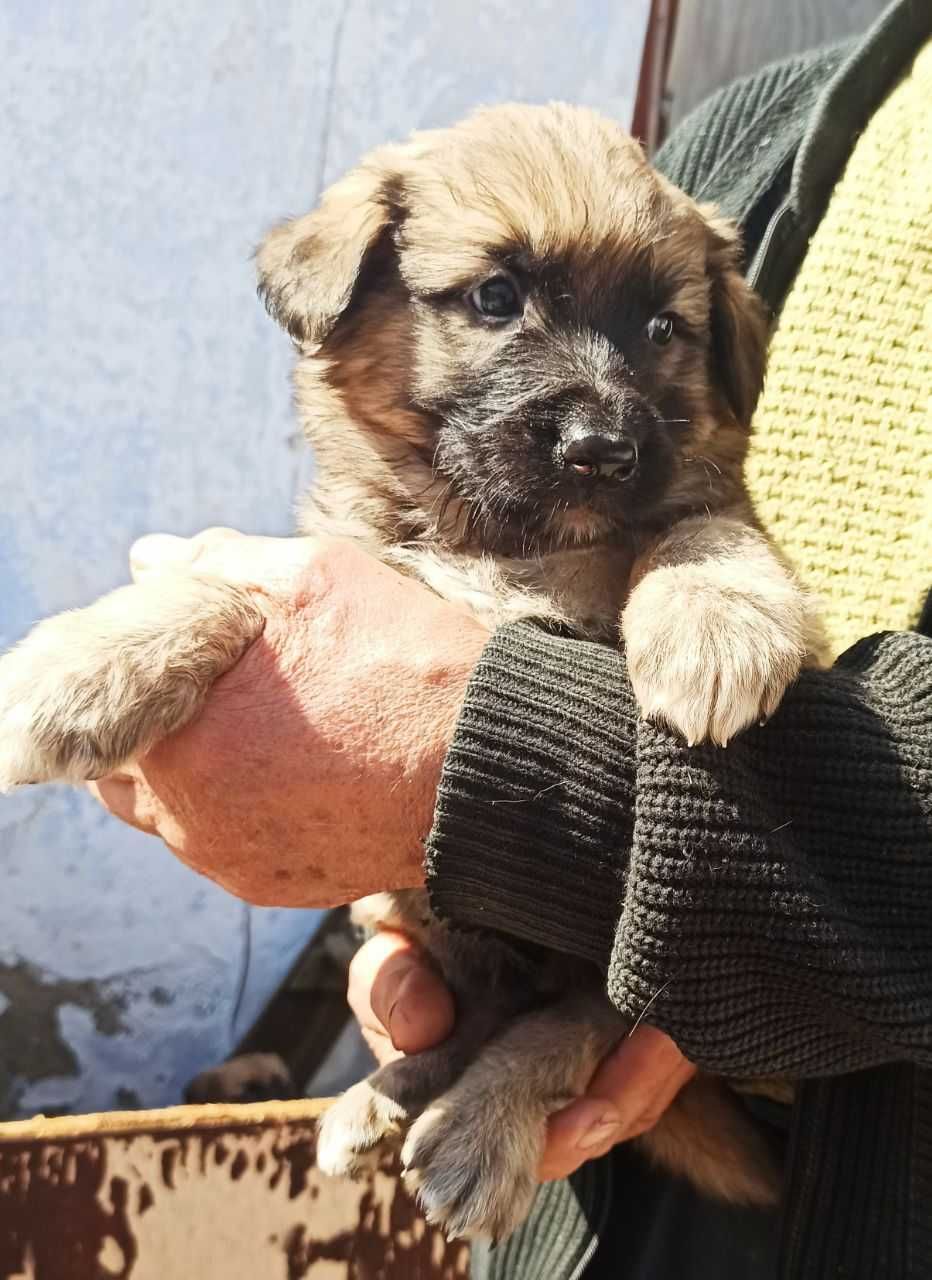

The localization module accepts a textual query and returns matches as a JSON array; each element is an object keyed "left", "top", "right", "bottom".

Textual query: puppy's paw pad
[
  {"left": 401, "top": 1103, "right": 538, "bottom": 1241},
  {"left": 316, "top": 1081, "right": 406, "bottom": 1179}
]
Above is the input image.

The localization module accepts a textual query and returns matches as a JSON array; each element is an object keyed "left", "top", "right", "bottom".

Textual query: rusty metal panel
[{"left": 0, "top": 1101, "right": 469, "bottom": 1279}]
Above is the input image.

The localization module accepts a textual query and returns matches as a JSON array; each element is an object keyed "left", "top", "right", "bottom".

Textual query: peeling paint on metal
[{"left": 0, "top": 1103, "right": 470, "bottom": 1277}]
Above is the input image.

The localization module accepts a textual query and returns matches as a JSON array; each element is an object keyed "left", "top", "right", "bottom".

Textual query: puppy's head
[{"left": 258, "top": 104, "right": 767, "bottom": 553}]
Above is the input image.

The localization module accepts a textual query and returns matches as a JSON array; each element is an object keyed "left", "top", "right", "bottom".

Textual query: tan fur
[
  {"left": 624, "top": 514, "right": 821, "bottom": 745},
  {"left": 0, "top": 573, "right": 264, "bottom": 788},
  {"left": 0, "top": 103, "right": 816, "bottom": 1237},
  {"left": 185, "top": 1052, "right": 295, "bottom": 1105},
  {"left": 398, "top": 998, "right": 779, "bottom": 1241},
  {"left": 316, "top": 894, "right": 780, "bottom": 1239}
]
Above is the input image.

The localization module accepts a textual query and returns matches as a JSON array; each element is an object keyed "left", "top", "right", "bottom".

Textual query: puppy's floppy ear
[
  {"left": 256, "top": 146, "right": 409, "bottom": 345},
  {"left": 701, "top": 207, "right": 769, "bottom": 428}
]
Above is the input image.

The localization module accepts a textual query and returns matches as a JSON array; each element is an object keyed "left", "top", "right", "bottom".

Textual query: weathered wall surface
[{"left": 0, "top": 1, "right": 647, "bottom": 1118}]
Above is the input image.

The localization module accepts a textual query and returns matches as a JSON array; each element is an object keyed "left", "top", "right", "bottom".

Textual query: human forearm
[{"left": 426, "top": 623, "right": 932, "bottom": 1077}]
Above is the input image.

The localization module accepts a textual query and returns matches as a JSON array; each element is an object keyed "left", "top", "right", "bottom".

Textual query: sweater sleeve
[{"left": 424, "top": 622, "right": 932, "bottom": 1078}]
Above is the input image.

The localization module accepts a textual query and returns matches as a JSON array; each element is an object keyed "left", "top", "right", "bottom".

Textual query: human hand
[
  {"left": 348, "top": 931, "right": 696, "bottom": 1179},
  {"left": 89, "top": 529, "right": 490, "bottom": 907}
]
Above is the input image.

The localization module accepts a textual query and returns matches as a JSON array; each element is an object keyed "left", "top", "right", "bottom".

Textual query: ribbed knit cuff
[
  {"left": 424, "top": 621, "right": 637, "bottom": 969},
  {"left": 429, "top": 622, "right": 932, "bottom": 1080},
  {"left": 609, "top": 631, "right": 932, "bottom": 1077}
]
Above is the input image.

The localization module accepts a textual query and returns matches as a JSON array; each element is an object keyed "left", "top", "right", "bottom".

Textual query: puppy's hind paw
[
  {"left": 185, "top": 1053, "right": 298, "bottom": 1105},
  {"left": 401, "top": 1100, "right": 539, "bottom": 1242},
  {"left": 316, "top": 1080, "right": 408, "bottom": 1179}
]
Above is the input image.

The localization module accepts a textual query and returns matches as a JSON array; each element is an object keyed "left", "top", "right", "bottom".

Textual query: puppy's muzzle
[{"left": 561, "top": 434, "right": 639, "bottom": 482}]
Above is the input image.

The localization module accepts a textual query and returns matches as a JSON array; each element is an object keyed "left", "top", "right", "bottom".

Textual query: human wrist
[{"left": 401, "top": 617, "right": 489, "bottom": 870}]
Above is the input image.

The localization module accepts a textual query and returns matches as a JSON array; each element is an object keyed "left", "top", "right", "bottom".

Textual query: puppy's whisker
[{"left": 684, "top": 453, "right": 721, "bottom": 475}]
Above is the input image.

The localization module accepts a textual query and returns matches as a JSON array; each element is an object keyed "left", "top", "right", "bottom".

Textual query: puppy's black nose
[{"left": 562, "top": 435, "right": 639, "bottom": 481}]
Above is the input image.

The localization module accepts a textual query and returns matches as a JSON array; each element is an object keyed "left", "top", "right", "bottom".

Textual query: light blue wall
[{"left": 0, "top": 0, "right": 647, "bottom": 1117}]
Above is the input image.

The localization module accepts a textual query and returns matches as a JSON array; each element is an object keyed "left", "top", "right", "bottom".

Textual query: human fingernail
[
  {"left": 384, "top": 966, "right": 455, "bottom": 1055},
  {"left": 385, "top": 964, "right": 420, "bottom": 1040},
  {"left": 388, "top": 993, "right": 411, "bottom": 1033},
  {"left": 576, "top": 1112, "right": 623, "bottom": 1151},
  {"left": 387, "top": 991, "right": 421, "bottom": 1049},
  {"left": 130, "top": 534, "right": 192, "bottom": 575}
]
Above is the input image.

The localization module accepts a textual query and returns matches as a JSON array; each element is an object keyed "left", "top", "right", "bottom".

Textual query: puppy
[{"left": 0, "top": 104, "right": 821, "bottom": 1238}]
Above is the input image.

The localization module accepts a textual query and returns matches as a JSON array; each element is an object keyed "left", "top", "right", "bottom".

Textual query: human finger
[
  {"left": 347, "top": 929, "right": 456, "bottom": 1056},
  {"left": 539, "top": 1025, "right": 696, "bottom": 1180}
]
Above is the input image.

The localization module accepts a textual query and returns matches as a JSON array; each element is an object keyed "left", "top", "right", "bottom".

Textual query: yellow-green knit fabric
[{"left": 747, "top": 40, "right": 932, "bottom": 658}]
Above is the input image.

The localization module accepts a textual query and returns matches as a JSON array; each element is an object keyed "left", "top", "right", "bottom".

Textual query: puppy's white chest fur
[{"left": 384, "top": 544, "right": 635, "bottom": 640}]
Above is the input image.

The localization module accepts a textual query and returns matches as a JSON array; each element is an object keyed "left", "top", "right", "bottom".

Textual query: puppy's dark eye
[
  {"left": 646, "top": 313, "right": 676, "bottom": 346},
  {"left": 468, "top": 276, "right": 522, "bottom": 321}
]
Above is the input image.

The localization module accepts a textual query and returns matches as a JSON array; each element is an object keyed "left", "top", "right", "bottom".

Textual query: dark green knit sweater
[{"left": 425, "top": 2, "right": 932, "bottom": 1277}]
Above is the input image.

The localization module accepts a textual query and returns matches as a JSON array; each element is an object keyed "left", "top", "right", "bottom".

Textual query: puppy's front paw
[
  {"left": 316, "top": 1080, "right": 408, "bottom": 1178},
  {"left": 0, "top": 612, "right": 110, "bottom": 790},
  {"left": 623, "top": 562, "right": 808, "bottom": 746},
  {"left": 401, "top": 1096, "right": 540, "bottom": 1242},
  {"left": 0, "top": 576, "right": 263, "bottom": 791}
]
